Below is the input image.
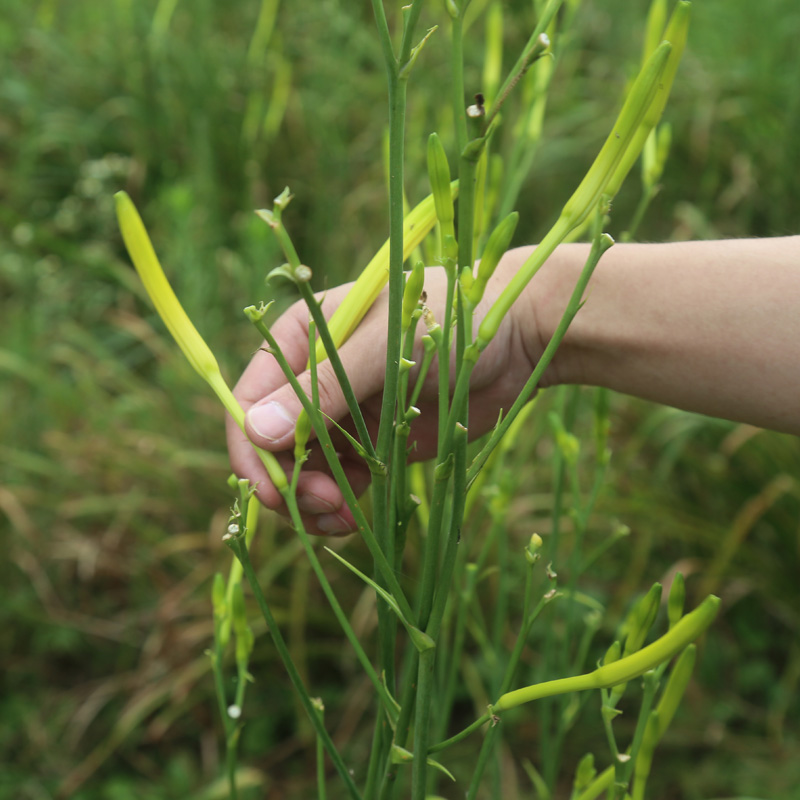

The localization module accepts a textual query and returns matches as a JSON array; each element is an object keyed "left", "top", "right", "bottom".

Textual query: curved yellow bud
[
  {"left": 115, "top": 191, "right": 219, "bottom": 381},
  {"left": 492, "top": 595, "right": 718, "bottom": 712},
  {"left": 316, "top": 181, "right": 459, "bottom": 363},
  {"left": 115, "top": 191, "right": 287, "bottom": 491}
]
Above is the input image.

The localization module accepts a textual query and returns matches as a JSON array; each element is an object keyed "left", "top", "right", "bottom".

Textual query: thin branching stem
[
  {"left": 248, "top": 317, "right": 415, "bottom": 626},
  {"left": 226, "top": 535, "right": 362, "bottom": 800}
]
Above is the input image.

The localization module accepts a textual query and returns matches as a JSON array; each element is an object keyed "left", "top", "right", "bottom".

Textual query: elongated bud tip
[{"left": 668, "top": 572, "right": 686, "bottom": 628}]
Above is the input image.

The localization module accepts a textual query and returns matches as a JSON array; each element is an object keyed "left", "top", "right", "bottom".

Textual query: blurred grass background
[{"left": 1, "top": 0, "right": 799, "bottom": 798}]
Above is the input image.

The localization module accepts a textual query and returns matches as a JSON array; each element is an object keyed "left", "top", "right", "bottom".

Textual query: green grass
[{"left": 2, "top": 0, "right": 800, "bottom": 797}]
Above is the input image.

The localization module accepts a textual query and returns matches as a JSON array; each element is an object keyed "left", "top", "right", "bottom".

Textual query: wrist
[{"left": 510, "top": 243, "right": 593, "bottom": 388}]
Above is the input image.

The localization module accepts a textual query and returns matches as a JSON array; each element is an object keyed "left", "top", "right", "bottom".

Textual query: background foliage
[{"left": 1, "top": 0, "right": 799, "bottom": 797}]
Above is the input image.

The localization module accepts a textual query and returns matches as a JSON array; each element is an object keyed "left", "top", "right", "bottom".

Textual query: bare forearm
[{"left": 518, "top": 237, "right": 800, "bottom": 435}]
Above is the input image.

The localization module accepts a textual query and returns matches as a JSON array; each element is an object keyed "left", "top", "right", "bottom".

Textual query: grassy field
[{"left": 2, "top": 1, "right": 800, "bottom": 798}]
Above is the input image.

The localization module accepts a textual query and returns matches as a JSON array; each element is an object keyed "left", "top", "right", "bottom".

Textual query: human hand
[{"left": 226, "top": 247, "right": 566, "bottom": 536}]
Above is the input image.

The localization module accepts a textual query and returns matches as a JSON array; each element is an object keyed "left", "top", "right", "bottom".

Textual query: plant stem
[
  {"left": 410, "top": 646, "right": 436, "bottom": 800},
  {"left": 486, "top": 0, "right": 564, "bottom": 124},
  {"left": 248, "top": 316, "right": 414, "bottom": 624},
  {"left": 466, "top": 231, "right": 614, "bottom": 486},
  {"left": 298, "top": 283, "right": 376, "bottom": 458},
  {"left": 226, "top": 535, "right": 362, "bottom": 800}
]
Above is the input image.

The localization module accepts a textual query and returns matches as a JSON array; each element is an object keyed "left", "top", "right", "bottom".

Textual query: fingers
[
  {"left": 226, "top": 285, "right": 386, "bottom": 536},
  {"left": 244, "top": 296, "right": 388, "bottom": 452}
]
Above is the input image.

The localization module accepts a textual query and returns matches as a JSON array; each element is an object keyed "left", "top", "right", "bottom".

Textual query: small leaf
[
  {"left": 389, "top": 746, "right": 455, "bottom": 782},
  {"left": 266, "top": 263, "right": 296, "bottom": 284},
  {"left": 322, "top": 413, "right": 386, "bottom": 475}
]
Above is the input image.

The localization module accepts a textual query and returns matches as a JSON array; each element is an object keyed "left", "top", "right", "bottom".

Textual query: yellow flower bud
[
  {"left": 115, "top": 192, "right": 288, "bottom": 491},
  {"left": 315, "top": 181, "right": 458, "bottom": 363}
]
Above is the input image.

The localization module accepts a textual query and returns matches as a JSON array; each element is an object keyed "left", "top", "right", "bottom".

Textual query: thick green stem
[
  {"left": 410, "top": 647, "right": 436, "bottom": 800},
  {"left": 248, "top": 315, "right": 414, "bottom": 625},
  {"left": 450, "top": 12, "right": 468, "bottom": 153},
  {"left": 375, "top": 75, "right": 407, "bottom": 466}
]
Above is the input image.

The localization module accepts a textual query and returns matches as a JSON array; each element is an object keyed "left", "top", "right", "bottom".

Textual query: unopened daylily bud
[
  {"left": 459, "top": 265, "right": 474, "bottom": 293},
  {"left": 466, "top": 211, "right": 518, "bottom": 306},
  {"left": 115, "top": 192, "right": 219, "bottom": 381},
  {"left": 116, "top": 191, "right": 288, "bottom": 492},
  {"left": 212, "top": 573, "right": 227, "bottom": 619},
  {"left": 319, "top": 182, "right": 458, "bottom": 362},
  {"left": 294, "top": 409, "right": 312, "bottom": 459},
  {"left": 604, "top": 2, "right": 691, "bottom": 199},
  {"left": 402, "top": 261, "right": 425, "bottom": 332},
  {"left": 643, "top": 0, "right": 668, "bottom": 66},
  {"left": 668, "top": 572, "right": 685, "bottom": 629},
  {"left": 477, "top": 36, "right": 679, "bottom": 352},
  {"left": 633, "top": 645, "right": 696, "bottom": 798},
  {"left": 603, "top": 640, "right": 621, "bottom": 667},
  {"left": 561, "top": 42, "right": 672, "bottom": 229},
  {"left": 624, "top": 583, "right": 662, "bottom": 657},
  {"left": 574, "top": 753, "right": 597, "bottom": 792},
  {"left": 549, "top": 412, "right": 580, "bottom": 466},
  {"left": 232, "top": 582, "right": 254, "bottom": 666},
  {"left": 492, "top": 596, "right": 718, "bottom": 713},
  {"left": 482, "top": 2, "right": 503, "bottom": 107},
  {"left": 427, "top": 133, "right": 454, "bottom": 228}
]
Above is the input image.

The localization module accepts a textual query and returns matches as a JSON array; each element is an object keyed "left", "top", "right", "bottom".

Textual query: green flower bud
[
  {"left": 493, "top": 596, "right": 718, "bottom": 712},
  {"left": 604, "top": 2, "right": 691, "bottom": 199},
  {"left": 116, "top": 191, "right": 288, "bottom": 493},
  {"left": 561, "top": 42, "right": 672, "bottom": 230},
  {"left": 642, "top": 0, "right": 668, "bottom": 66},
  {"left": 632, "top": 645, "right": 696, "bottom": 798},
  {"left": 549, "top": 412, "right": 580, "bottom": 466},
  {"left": 603, "top": 640, "right": 621, "bottom": 667},
  {"left": 319, "top": 182, "right": 458, "bottom": 362},
  {"left": 294, "top": 408, "right": 312, "bottom": 460},
  {"left": 466, "top": 211, "right": 519, "bottom": 306},
  {"left": 623, "top": 583, "right": 662, "bottom": 657},
  {"left": 668, "top": 572, "right": 685, "bottom": 629},
  {"left": 574, "top": 753, "right": 597, "bottom": 792},
  {"left": 212, "top": 573, "right": 226, "bottom": 618},
  {"left": 402, "top": 261, "right": 425, "bottom": 332},
  {"left": 232, "top": 582, "right": 254, "bottom": 667},
  {"left": 427, "top": 133, "right": 454, "bottom": 229}
]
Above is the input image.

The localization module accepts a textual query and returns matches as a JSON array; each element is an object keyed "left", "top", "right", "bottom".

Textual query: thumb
[{"left": 244, "top": 342, "right": 384, "bottom": 452}]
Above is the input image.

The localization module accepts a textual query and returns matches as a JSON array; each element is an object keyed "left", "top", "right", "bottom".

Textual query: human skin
[{"left": 226, "top": 236, "right": 800, "bottom": 535}]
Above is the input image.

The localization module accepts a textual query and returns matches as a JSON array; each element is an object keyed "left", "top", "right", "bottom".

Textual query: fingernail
[
  {"left": 248, "top": 401, "right": 295, "bottom": 443},
  {"left": 317, "top": 513, "right": 354, "bottom": 535},
  {"left": 298, "top": 494, "right": 337, "bottom": 514}
]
